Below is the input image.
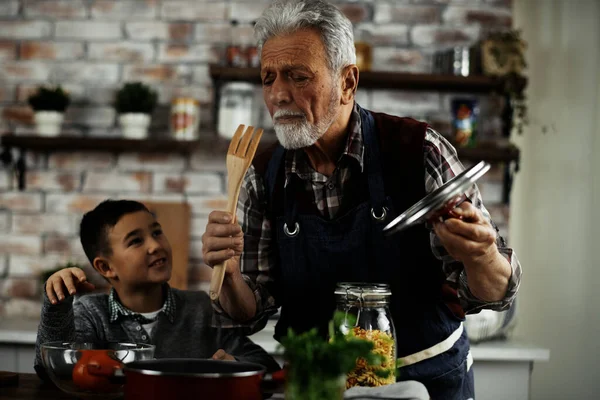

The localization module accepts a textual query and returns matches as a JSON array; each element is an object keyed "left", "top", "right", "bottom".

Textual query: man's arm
[
  {"left": 423, "top": 128, "right": 522, "bottom": 312},
  {"left": 208, "top": 165, "right": 279, "bottom": 333}
]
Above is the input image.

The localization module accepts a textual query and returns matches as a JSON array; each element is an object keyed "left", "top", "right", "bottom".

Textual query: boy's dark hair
[{"left": 80, "top": 199, "right": 150, "bottom": 264}]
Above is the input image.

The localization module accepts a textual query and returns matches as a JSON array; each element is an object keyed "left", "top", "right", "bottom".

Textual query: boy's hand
[
  {"left": 211, "top": 349, "right": 236, "bottom": 361},
  {"left": 45, "top": 267, "right": 96, "bottom": 305}
]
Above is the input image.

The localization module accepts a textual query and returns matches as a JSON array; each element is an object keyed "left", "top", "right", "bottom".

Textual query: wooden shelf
[
  {"left": 209, "top": 65, "right": 508, "bottom": 93},
  {"left": 0, "top": 134, "right": 519, "bottom": 164}
]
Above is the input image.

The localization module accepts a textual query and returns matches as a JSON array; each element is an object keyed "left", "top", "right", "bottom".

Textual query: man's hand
[
  {"left": 433, "top": 201, "right": 498, "bottom": 266},
  {"left": 434, "top": 201, "right": 512, "bottom": 302},
  {"left": 212, "top": 349, "right": 236, "bottom": 361},
  {"left": 45, "top": 267, "right": 96, "bottom": 305},
  {"left": 201, "top": 211, "right": 244, "bottom": 276}
]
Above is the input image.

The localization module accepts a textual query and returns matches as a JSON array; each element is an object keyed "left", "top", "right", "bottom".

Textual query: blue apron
[{"left": 265, "top": 106, "right": 475, "bottom": 400}]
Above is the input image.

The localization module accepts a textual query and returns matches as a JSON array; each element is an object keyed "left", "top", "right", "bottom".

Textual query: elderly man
[{"left": 202, "top": 0, "right": 521, "bottom": 399}]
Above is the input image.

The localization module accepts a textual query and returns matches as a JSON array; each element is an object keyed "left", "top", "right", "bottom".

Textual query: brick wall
[{"left": 0, "top": 0, "right": 512, "bottom": 319}]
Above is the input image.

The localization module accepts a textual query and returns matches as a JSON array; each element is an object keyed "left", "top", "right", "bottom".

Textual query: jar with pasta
[{"left": 335, "top": 283, "right": 396, "bottom": 389}]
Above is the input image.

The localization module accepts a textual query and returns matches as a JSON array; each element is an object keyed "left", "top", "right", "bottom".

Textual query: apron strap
[
  {"left": 397, "top": 322, "right": 465, "bottom": 368},
  {"left": 358, "top": 106, "right": 388, "bottom": 219}
]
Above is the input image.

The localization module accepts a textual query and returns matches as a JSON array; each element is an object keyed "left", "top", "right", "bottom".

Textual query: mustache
[{"left": 273, "top": 109, "right": 306, "bottom": 121}]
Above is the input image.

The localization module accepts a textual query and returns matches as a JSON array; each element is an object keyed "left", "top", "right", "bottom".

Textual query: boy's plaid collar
[{"left": 108, "top": 284, "right": 175, "bottom": 324}]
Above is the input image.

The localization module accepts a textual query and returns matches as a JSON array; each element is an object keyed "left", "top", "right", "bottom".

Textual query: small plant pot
[
  {"left": 34, "top": 111, "right": 64, "bottom": 137},
  {"left": 119, "top": 113, "right": 151, "bottom": 139}
]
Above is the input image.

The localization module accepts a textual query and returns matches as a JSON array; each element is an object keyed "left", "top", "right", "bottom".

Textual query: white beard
[{"left": 272, "top": 95, "right": 339, "bottom": 150}]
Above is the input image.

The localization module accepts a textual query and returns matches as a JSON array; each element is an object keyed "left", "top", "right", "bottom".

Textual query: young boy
[{"left": 34, "top": 199, "right": 280, "bottom": 381}]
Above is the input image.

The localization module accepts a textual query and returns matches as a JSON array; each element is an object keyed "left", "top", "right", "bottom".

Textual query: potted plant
[
  {"left": 27, "top": 85, "right": 70, "bottom": 137},
  {"left": 480, "top": 30, "right": 529, "bottom": 134},
  {"left": 114, "top": 82, "right": 158, "bottom": 139}
]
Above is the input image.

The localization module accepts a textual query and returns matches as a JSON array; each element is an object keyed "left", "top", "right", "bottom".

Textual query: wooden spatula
[{"left": 209, "top": 124, "right": 263, "bottom": 301}]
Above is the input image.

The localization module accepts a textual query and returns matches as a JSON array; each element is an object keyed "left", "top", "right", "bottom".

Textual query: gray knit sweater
[{"left": 34, "top": 287, "right": 280, "bottom": 380}]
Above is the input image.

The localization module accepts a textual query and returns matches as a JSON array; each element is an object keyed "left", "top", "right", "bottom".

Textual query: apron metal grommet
[
  {"left": 371, "top": 207, "right": 388, "bottom": 222},
  {"left": 283, "top": 222, "right": 300, "bottom": 237}
]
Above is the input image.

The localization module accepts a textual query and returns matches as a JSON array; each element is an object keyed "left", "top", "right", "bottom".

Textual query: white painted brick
[
  {"left": 91, "top": 0, "right": 158, "bottom": 20},
  {"left": 229, "top": 2, "right": 266, "bottom": 22},
  {"left": 48, "top": 152, "right": 115, "bottom": 170},
  {"left": 189, "top": 151, "right": 227, "bottom": 172},
  {"left": 124, "top": 193, "right": 186, "bottom": 204},
  {"left": 0, "top": 234, "right": 42, "bottom": 255},
  {"left": 0, "top": 170, "right": 11, "bottom": 190},
  {"left": 0, "top": 41, "right": 17, "bottom": 61},
  {"left": 0, "top": 0, "right": 19, "bottom": 17},
  {"left": 190, "top": 215, "right": 209, "bottom": 238},
  {"left": 50, "top": 63, "right": 120, "bottom": 84},
  {"left": 56, "top": 21, "right": 122, "bottom": 40},
  {"left": 354, "top": 89, "right": 371, "bottom": 109},
  {"left": 85, "top": 86, "right": 119, "bottom": 105},
  {"left": 26, "top": 171, "right": 81, "bottom": 191},
  {"left": 20, "top": 41, "right": 85, "bottom": 60},
  {"left": 156, "top": 85, "right": 212, "bottom": 106},
  {"left": 189, "top": 238, "right": 203, "bottom": 259},
  {"left": 153, "top": 172, "right": 222, "bottom": 194},
  {"left": 0, "top": 211, "right": 10, "bottom": 232},
  {"left": 478, "top": 181, "right": 504, "bottom": 204},
  {"left": 355, "top": 24, "right": 409, "bottom": 46},
  {"left": 157, "top": 44, "right": 215, "bottom": 63},
  {"left": 0, "top": 61, "right": 51, "bottom": 82},
  {"left": 191, "top": 65, "right": 211, "bottom": 85},
  {"left": 125, "top": 22, "right": 168, "bottom": 40},
  {"left": 411, "top": 25, "right": 480, "bottom": 48},
  {"left": 12, "top": 214, "right": 75, "bottom": 235},
  {"left": 24, "top": 0, "right": 87, "bottom": 19},
  {"left": 65, "top": 106, "right": 116, "bottom": 128},
  {"left": 375, "top": 4, "right": 440, "bottom": 24},
  {"left": 443, "top": 5, "right": 512, "bottom": 27},
  {"left": 161, "top": 1, "right": 226, "bottom": 21},
  {"left": 8, "top": 254, "right": 74, "bottom": 276},
  {"left": 0, "top": 85, "right": 15, "bottom": 102},
  {"left": 0, "top": 21, "right": 52, "bottom": 39},
  {"left": 82, "top": 171, "right": 152, "bottom": 193},
  {"left": 0, "top": 297, "right": 43, "bottom": 319},
  {"left": 0, "top": 193, "right": 43, "bottom": 212},
  {"left": 88, "top": 42, "right": 155, "bottom": 62},
  {"left": 117, "top": 153, "right": 186, "bottom": 171},
  {"left": 45, "top": 194, "right": 107, "bottom": 214},
  {"left": 122, "top": 64, "right": 191, "bottom": 84},
  {"left": 187, "top": 194, "right": 227, "bottom": 216},
  {"left": 372, "top": 48, "right": 430, "bottom": 73},
  {"left": 371, "top": 90, "right": 441, "bottom": 116},
  {"left": 195, "top": 23, "right": 233, "bottom": 44}
]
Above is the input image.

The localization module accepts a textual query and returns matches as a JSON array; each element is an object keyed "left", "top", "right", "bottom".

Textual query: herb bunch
[{"left": 279, "top": 312, "right": 394, "bottom": 398}]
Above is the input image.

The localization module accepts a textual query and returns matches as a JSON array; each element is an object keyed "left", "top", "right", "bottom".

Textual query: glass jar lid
[{"left": 334, "top": 282, "right": 391, "bottom": 305}]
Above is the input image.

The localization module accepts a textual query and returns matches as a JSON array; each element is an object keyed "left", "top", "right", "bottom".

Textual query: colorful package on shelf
[{"left": 451, "top": 98, "right": 479, "bottom": 147}]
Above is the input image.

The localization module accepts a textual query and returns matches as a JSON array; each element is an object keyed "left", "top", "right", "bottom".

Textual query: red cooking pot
[{"left": 113, "top": 358, "right": 284, "bottom": 400}]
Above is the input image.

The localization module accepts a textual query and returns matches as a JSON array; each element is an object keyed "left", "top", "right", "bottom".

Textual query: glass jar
[
  {"left": 170, "top": 97, "right": 200, "bottom": 140},
  {"left": 335, "top": 283, "right": 396, "bottom": 389}
]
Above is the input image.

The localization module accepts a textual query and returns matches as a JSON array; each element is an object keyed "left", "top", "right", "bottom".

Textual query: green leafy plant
[
  {"left": 483, "top": 30, "right": 529, "bottom": 135},
  {"left": 114, "top": 82, "right": 158, "bottom": 115},
  {"left": 279, "top": 312, "right": 396, "bottom": 399},
  {"left": 27, "top": 85, "right": 70, "bottom": 112}
]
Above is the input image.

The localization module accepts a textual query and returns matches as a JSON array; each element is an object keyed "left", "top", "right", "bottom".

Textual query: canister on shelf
[{"left": 170, "top": 97, "right": 200, "bottom": 140}]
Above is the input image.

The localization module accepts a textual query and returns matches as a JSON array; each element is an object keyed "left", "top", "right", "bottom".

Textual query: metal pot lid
[{"left": 382, "top": 160, "right": 491, "bottom": 236}]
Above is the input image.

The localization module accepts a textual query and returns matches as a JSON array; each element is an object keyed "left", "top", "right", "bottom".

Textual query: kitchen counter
[{"left": 0, "top": 318, "right": 549, "bottom": 400}]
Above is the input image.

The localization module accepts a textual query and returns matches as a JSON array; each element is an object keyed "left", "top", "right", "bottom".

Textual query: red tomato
[{"left": 72, "top": 350, "right": 123, "bottom": 393}]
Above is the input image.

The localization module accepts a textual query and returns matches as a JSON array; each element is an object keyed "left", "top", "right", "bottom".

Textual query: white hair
[{"left": 254, "top": 0, "right": 356, "bottom": 75}]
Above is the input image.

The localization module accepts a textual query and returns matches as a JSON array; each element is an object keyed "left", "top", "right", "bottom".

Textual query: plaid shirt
[
  {"left": 108, "top": 284, "right": 176, "bottom": 324},
  {"left": 224, "top": 103, "right": 521, "bottom": 332}
]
